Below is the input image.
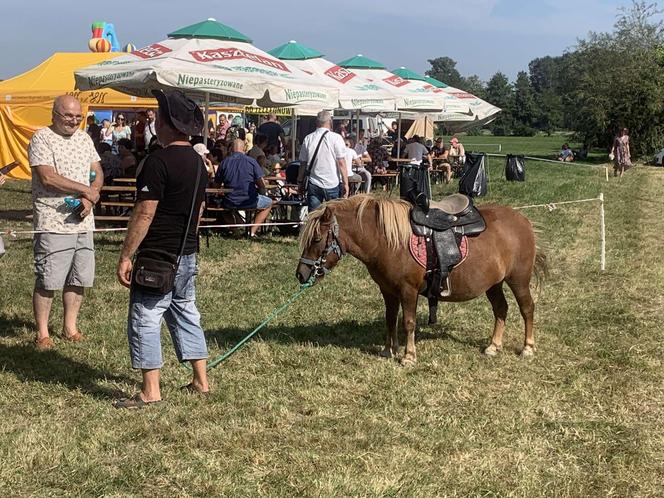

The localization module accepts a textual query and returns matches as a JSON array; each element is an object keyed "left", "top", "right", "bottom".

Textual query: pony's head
[
  {"left": 296, "top": 196, "right": 412, "bottom": 285},
  {"left": 296, "top": 206, "right": 344, "bottom": 285}
]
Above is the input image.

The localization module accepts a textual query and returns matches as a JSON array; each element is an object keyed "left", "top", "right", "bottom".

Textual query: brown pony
[{"left": 296, "top": 195, "right": 547, "bottom": 364}]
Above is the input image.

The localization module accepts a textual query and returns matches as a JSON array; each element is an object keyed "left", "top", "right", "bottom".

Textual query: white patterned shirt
[{"left": 28, "top": 127, "right": 100, "bottom": 232}]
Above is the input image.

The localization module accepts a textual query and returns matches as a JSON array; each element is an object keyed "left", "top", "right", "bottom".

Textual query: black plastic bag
[
  {"left": 399, "top": 163, "right": 431, "bottom": 201},
  {"left": 459, "top": 153, "right": 487, "bottom": 197},
  {"left": 505, "top": 154, "right": 525, "bottom": 181}
]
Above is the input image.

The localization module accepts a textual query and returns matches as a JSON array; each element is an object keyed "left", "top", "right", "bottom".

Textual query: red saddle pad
[{"left": 409, "top": 234, "right": 468, "bottom": 269}]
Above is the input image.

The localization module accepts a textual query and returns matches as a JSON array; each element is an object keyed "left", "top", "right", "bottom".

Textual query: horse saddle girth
[{"left": 409, "top": 194, "right": 486, "bottom": 298}]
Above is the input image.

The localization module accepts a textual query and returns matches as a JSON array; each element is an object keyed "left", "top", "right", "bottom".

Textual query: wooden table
[{"left": 113, "top": 177, "right": 136, "bottom": 184}]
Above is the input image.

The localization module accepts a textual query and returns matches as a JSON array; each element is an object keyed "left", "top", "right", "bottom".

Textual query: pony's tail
[{"left": 533, "top": 247, "right": 549, "bottom": 292}]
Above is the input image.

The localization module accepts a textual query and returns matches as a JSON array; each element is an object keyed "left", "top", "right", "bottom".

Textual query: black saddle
[{"left": 410, "top": 194, "right": 486, "bottom": 299}]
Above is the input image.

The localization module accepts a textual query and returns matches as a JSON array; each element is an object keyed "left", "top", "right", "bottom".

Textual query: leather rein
[{"left": 298, "top": 216, "right": 345, "bottom": 281}]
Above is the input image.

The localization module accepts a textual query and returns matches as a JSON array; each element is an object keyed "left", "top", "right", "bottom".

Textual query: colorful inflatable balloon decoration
[{"left": 88, "top": 22, "right": 134, "bottom": 53}]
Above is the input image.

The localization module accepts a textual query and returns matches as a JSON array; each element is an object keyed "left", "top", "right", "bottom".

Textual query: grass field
[{"left": 1, "top": 140, "right": 663, "bottom": 497}]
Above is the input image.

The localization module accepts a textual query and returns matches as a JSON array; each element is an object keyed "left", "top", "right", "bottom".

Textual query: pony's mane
[{"left": 299, "top": 195, "right": 411, "bottom": 251}]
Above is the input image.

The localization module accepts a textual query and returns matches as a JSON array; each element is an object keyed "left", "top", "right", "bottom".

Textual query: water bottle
[{"left": 64, "top": 196, "right": 82, "bottom": 210}]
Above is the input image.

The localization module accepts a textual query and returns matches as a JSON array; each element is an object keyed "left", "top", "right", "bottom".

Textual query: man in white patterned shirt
[{"left": 28, "top": 95, "right": 104, "bottom": 350}]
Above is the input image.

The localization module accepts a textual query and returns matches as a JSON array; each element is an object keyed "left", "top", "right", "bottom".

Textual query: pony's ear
[{"left": 321, "top": 207, "right": 333, "bottom": 223}]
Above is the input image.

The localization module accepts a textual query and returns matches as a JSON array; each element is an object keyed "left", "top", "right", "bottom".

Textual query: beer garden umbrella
[
  {"left": 391, "top": 67, "right": 501, "bottom": 131},
  {"left": 74, "top": 19, "right": 340, "bottom": 124}
]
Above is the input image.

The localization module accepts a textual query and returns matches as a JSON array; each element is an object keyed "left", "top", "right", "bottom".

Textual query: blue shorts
[
  {"left": 256, "top": 194, "right": 272, "bottom": 209},
  {"left": 127, "top": 253, "right": 208, "bottom": 369}
]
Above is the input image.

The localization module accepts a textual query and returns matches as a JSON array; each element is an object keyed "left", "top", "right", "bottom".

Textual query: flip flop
[
  {"left": 113, "top": 394, "right": 162, "bottom": 409},
  {"left": 34, "top": 336, "right": 55, "bottom": 351},
  {"left": 180, "top": 383, "right": 210, "bottom": 396}
]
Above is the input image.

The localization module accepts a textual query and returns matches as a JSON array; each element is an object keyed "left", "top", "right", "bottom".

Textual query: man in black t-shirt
[
  {"left": 115, "top": 90, "right": 209, "bottom": 409},
  {"left": 257, "top": 113, "right": 286, "bottom": 154}
]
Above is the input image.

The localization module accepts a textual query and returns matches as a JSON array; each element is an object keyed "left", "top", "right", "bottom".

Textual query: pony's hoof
[
  {"left": 520, "top": 345, "right": 535, "bottom": 358},
  {"left": 379, "top": 348, "right": 393, "bottom": 359},
  {"left": 483, "top": 343, "right": 502, "bottom": 356},
  {"left": 400, "top": 356, "right": 417, "bottom": 367}
]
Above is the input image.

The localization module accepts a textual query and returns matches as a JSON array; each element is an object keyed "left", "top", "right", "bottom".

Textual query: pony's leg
[
  {"left": 506, "top": 279, "right": 536, "bottom": 357},
  {"left": 401, "top": 288, "right": 419, "bottom": 365},
  {"left": 427, "top": 297, "right": 438, "bottom": 325},
  {"left": 380, "top": 292, "right": 399, "bottom": 358},
  {"left": 484, "top": 283, "right": 508, "bottom": 356}
]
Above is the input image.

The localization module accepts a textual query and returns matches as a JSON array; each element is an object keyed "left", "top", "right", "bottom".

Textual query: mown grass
[{"left": 0, "top": 140, "right": 662, "bottom": 497}]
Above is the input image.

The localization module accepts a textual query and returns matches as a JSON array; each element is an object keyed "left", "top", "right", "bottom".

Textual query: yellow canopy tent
[{"left": 0, "top": 52, "right": 154, "bottom": 179}]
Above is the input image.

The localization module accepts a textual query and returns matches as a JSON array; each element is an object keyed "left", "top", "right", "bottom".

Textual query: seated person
[
  {"left": 391, "top": 138, "right": 408, "bottom": 160},
  {"left": 213, "top": 139, "right": 273, "bottom": 237},
  {"left": 347, "top": 137, "right": 372, "bottom": 193},
  {"left": 354, "top": 130, "right": 369, "bottom": 156},
  {"left": 387, "top": 121, "right": 400, "bottom": 142},
  {"left": 98, "top": 142, "right": 121, "bottom": 184},
  {"left": 193, "top": 143, "right": 215, "bottom": 178},
  {"left": 448, "top": 136, "right": 466, "bottom": 164},
  {"left": 431, "top": 137, "right": 452, "bottom": 184},
  {"left": 404, "top": 135, "right": 433, "bottom": 168},
  {"left": 344, "top": 138, "right": 364, "bottom": 195},
  {"left": 117, "top": 138, "right": 137, "bottom": 177},
  {"left": 559, "top": 143, "right": 574, "bottom": 162},
  {"left": 248, "top": 133, "right": 269, "bottom": 175},
  {"left": 367, "top": 138, "right": 390, "bottom": 190},
  {"left": 265, "top": 143, "right": 281, "bottom": 168}
]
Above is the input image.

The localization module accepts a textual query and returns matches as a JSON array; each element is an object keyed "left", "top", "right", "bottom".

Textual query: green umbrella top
[
  {"left": 268, "top": 40, "right": 324, "bottom": 60},
  {"left": 337, "top": 54, "right": 386, "bottom": 70},
  {"left": 167, "top": 18, "right": 252, "bottom": 43},
  {"left": 392, "top": 67, "right": 449, "bottom": 88}
]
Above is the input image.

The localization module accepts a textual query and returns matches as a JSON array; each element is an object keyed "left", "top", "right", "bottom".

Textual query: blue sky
[{"left": 0, "top": 0, "right": 653, "bottom": 82}]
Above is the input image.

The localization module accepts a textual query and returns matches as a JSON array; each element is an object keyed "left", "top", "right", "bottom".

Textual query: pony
[{"left": 296, "top": 195, "right": 547, "bottom": 365}]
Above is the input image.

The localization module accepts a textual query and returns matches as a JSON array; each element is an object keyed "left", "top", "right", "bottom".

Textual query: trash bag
[
  {"left": 459, "top": 153, "right": 488, "bottom": 197},
  {"left": 399, "top": 163, "right": 431, "bottom": 203},
  {"left": 505, "top": 154, "right": 525, "bottom": 181}
]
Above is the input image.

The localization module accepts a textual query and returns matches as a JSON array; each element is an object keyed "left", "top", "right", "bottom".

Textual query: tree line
[{"left": 426, "top": 1, "right": 664, "bottom": 156}]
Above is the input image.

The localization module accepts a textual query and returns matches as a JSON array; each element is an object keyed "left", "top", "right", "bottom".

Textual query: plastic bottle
[{"left": 64, "top": 196, "right": 82, "bottom": 210}]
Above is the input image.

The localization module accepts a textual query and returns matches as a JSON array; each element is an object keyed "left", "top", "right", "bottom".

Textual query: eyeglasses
[{"left": 53, "top": 110, "right": 83, "bottom": 122}]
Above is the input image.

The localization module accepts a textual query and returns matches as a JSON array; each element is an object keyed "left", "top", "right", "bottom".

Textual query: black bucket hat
[{"left": 151, "top": 89, "right": 204, "bottom": 136}]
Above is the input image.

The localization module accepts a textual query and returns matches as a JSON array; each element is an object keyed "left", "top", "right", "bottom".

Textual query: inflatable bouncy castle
[{"left": 88, "top": 22, "right": 133, "bottom": 53}]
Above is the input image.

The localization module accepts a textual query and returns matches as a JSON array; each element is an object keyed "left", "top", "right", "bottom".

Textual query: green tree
[
  {"left": 512, "top": 71, "right": 537, "bottom": 136},
  {"left": 425, "top": 57, "right": 464, "bottom": 88},
  {"left": 485, "top": 72, "right": 514, "bottom": 135},
  {"left": 460, "top": 75, "right": 486, "bottom": 99},
  {"left": 528, "top": 56, "right": 564, "bottom": 133},
  {"left": 562, "top": 1, "right": 664, "bottom": 155}
]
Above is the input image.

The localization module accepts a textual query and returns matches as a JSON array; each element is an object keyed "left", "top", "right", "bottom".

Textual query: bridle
[{"left": 298, "top": 216, "right": 345, "bottom": 282}]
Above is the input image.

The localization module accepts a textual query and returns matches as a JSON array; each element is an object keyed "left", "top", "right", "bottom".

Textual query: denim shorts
[
  {"left": 256, "top": 194, "right": 272, "bottom": 209},
  {"left": 127, "top": 253, "right": 208, "bottom": 369}
]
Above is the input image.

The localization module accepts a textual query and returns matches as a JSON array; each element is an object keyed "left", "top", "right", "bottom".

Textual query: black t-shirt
[
  {"left": 257, "top": 121, "right": 284, "bottom": 150},
  {"left": 136, "top": 145, "right": 207, "bottom": 255}
]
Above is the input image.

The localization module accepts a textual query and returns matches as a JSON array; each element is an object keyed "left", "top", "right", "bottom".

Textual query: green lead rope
[{"left": 184, "top": 280, "right": 314, "bottom": 372}]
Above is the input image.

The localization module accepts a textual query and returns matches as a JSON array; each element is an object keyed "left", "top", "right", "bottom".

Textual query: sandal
[
  {"left": 180, "top": 383, "right": 210, "bottom": 396},
  {"left": 113, "top": 394, "right": 162, "bottom": 409},
  {"left": 63, "top": 331, "right": 85, "bottom": 342},
  {"left": 34, "top": 336, "right": 55, "bottom": 351}
]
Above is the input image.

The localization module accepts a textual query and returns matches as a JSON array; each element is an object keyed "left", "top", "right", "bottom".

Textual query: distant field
[{"left": 0, "top": 137, "right": 662, "bottom": 496}]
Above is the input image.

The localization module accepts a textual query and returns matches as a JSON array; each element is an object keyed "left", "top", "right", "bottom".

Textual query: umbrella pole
[
  {"left": 203, "top": 92, "right": 210, "bottom": 144},
  {"left": 291, "top": 110, "right": 297, "bottom": 160},
  {"left": 356, "top": 109, "right": 360, "bottom": 141},
  {"left": 397, "top": 112, "right": 402, "bottom": 158}
]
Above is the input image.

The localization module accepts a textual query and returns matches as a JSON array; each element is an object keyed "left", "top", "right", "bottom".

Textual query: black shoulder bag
[
  {"left": 132, "top": 160, "right": 203, "bottom": 295},
  {"left": 301, "top": 130, "right": 329, "bottom": 192}
]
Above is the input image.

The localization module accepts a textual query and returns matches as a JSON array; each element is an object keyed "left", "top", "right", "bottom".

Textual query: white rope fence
[
  {"left": 2, "top": 195, "right": 607, "bottom": 271},
  {"left": 3, "top": 221, "right": 305, "bottom": 237},
  {"left": 514, "top": 193, "right": 606, "bottom": 271}
]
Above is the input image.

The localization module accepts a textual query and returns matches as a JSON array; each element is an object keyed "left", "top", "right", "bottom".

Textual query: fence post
[{"left": 599, "top": 192, "right": 606, "bottom": 271}]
